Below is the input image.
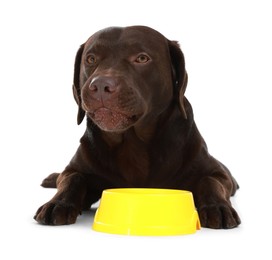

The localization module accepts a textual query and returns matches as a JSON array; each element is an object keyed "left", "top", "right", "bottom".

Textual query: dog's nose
[{"left": 89, "top": 76, "right": 118, "bottom": 99}]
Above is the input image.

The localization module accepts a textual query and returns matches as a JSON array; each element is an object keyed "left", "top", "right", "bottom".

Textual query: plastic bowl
[{"left": 92, "top": 188, "right": 200, "bottom": 236}]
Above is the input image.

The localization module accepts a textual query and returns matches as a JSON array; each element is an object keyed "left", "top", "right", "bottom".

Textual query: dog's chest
[{"left": 115, "top": 137, "right": 150, "bottom": 187}]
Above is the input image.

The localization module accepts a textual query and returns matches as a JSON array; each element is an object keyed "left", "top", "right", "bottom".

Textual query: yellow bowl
[{"left": 92, "top": 188, "right": 201, "bottom": 236}]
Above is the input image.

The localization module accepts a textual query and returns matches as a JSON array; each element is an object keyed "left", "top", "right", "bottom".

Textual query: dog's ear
[
  {"left": 168, "top": 40, "right": 188, "bottom": 119},
  {"left": 73, "top": 44, "right": 86, "bottom": 125}
]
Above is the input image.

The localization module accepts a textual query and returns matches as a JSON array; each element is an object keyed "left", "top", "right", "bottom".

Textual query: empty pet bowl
[{"left": 92, "top": 188, "right": 201, "bottom": 236}]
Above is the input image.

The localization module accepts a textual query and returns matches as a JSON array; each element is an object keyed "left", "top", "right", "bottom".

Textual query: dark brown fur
[{"left": 34, "top": 26, "right": 241, "bottom": 229}]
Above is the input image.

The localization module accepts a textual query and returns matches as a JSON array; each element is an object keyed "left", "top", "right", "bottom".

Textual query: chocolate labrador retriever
[{"left": 34, "top": 26, "right": 241, "bottom": 229}]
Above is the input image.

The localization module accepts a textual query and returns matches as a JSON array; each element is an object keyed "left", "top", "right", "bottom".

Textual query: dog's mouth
[{"left": 88, "top": 108, "right": 140, "bottom": 132}]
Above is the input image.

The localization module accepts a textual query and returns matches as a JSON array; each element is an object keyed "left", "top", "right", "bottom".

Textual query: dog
[{"left": 34, "top": 26, "right": 241, "bottom": 229}]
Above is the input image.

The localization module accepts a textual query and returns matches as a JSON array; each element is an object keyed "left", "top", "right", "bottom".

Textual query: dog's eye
[
  {"left": 135, "top": 54, "right": 150, "bottom": 64},
  {"left": 86, "top": 54, "right": 97, "bottom": 65}
]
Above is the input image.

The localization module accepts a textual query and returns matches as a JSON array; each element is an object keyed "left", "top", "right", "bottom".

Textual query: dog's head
[{"left": 73, "top": 26, "right": 188, "bottom": 132}]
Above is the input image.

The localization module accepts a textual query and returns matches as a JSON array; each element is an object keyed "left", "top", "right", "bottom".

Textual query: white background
[{"left": 1, "top": 0, "right": 271, "bottom": 259}]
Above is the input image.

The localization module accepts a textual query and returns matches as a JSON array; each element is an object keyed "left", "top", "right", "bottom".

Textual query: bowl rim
[{"left": 103, "top": 188, "right": 192, "bottom": 196}]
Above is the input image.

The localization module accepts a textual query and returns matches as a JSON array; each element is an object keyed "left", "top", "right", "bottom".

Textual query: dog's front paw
[
  {"left": 198, "top": 203, "right": 241, "bottom": 229},
  {"left": 34, "top": 201, "right": 80, "bottom": 225}
]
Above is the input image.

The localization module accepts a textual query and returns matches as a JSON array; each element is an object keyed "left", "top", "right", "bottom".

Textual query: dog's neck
[
  {"left": 100, "top": 102, "right": 179, "bottom": 147},
  {"left": 100, "top": 123, "right": 157, "bottom": 148}
]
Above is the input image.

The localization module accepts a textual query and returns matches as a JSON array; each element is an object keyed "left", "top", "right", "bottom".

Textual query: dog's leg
[
  {"left": 34, "top": 171, "right": 87, "bottom": 225},
  {"left": 194, "top": 170, "right": 241, "bottom": 229}
]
